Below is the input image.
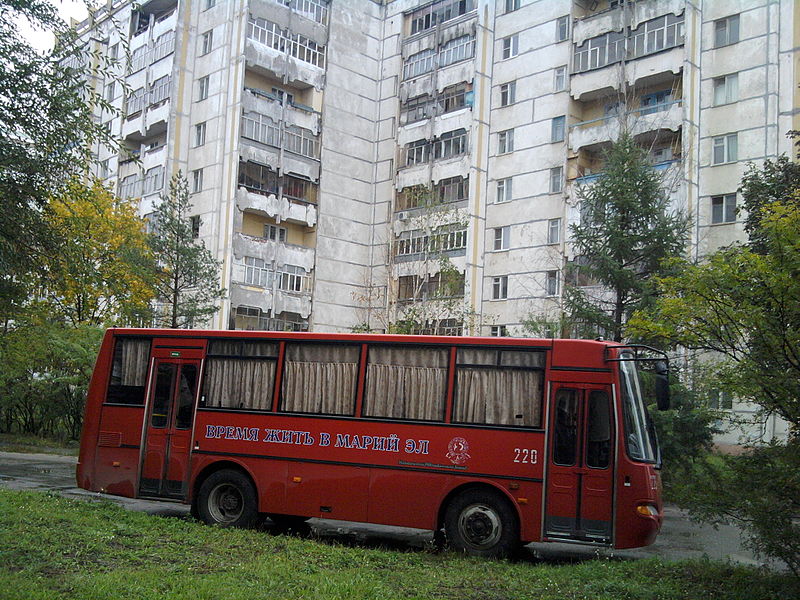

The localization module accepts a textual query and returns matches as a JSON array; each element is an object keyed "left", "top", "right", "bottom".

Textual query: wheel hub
[{"left": 459, "top": 504, "right": 502, "bottom": 549}]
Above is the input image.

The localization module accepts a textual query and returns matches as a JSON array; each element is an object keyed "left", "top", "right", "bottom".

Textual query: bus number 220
[{"left": 513, "top": 448, "right": 538, "bottom": 464}]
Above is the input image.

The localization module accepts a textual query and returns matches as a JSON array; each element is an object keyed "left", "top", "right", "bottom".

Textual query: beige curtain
[
  {"left": 207, "top": 340, "right": 278, "bottom": 357},
  {"left": 203, "top": 358, "right": 276, "bottom": 410},
  {"left": 120, "top": 339, "right": 150, "bottom": 386},
  {"left": 454, "top": 368, "right": 542, "bottom": 427},
  {"left": 281, "top": 361, "right": 357, "bottom": 415},
  {"left": 363, "top": 363, "right": 447, "bottom": 420}
]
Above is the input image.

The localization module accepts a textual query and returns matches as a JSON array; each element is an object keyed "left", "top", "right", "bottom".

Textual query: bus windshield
[{"left": 619, "top": 354, "right": 657, "bottom": 463}]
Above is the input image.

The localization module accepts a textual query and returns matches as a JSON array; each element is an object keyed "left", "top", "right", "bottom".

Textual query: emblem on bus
[{"left": 446, "top": 437, "right": 471, "bottom": 465}]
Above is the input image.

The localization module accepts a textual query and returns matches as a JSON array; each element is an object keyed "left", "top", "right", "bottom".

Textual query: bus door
[
  {"left": 139, "top": 359, "right": 200, "bottom": 499},
  {"left": 544, "top": 384, "right": 615, "bottom": 544}
]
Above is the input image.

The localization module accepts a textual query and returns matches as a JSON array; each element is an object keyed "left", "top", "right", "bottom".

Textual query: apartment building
[{"left": 79, "top": 0, "right": 797, "bottom": 442}]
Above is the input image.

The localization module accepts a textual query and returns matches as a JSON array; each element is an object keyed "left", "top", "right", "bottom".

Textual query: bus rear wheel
[
  {"left": 444, "top": 488, "right": 519, "bottom": 559},
  {"left": 196, "top": 469, "right": 258, "bottom": 528}
]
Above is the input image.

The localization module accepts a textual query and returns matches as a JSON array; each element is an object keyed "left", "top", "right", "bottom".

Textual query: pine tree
[
  {"left": 149, "top": 173, "right": 225, "bottom": 328},
  {"left": 565, "top": 133, "right": 689, "bottom": 341}
]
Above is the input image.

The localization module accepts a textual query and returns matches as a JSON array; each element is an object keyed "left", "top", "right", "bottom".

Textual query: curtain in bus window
[
  {"left": 453, "top": 368, "right": 542, "bottom": 426},
  {"left": 203, "top": 358, "right": 275, "bottom": 410},
  {"left": 106, "top": 338, "right": 150, "bottom": 405},
  {"left": 363, "top": 347, "right": 448, "bottom": 421},
  {"left": 280, "top": 344, "right": 359, "bottom": 415}
]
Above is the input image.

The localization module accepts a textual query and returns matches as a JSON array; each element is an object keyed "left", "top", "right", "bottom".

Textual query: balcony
[
  {"left": 570, "top": 9, "right": 684, "bottom": 101},
  {"left": 243, "top": 87, "right": 320, "bottom": 136},
  {"left": 236, "top": 186, "right": 317, "bottom": 228},
  {"left": 239, "top": 108, "right": 321, "bottom": 182},
  {"left": 244, "top": 15, "right": 326, "bottom": 90},
  {"left": 569, "top": 99, "right": 682, "bottom": 152},
  {"left": 231, "top": 232, "right": 314, "bottom": 319}
]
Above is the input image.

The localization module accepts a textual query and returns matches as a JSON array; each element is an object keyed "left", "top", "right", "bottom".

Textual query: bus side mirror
[{"left": 654, "top": 360, "right": 670, "bottom": 411}]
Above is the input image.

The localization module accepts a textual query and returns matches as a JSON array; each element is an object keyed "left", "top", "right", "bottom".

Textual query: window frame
[
  {"left": 492, "top": 275, "right": 509, "bottom": 300},
  {"left": 502, "top": 34, "right": 519, "bottom": 59},
  {"left": 711, "top": 193, "right": 736, "bottom": 224},
  {"left": 500, "top": 81, "right": 516, "bottom": 107},
  {"left": 714, "top": 14, "right": 740, "bottom": 48},
  {"left": 498, "top": 128, "right": 514, "bottom": 154},
  {"left": 493, "top": 226, "right": 510, "bottom": 251},
  {"left": 712, "top": 133, "right": 738, "bottom": 165},
  {"left": 496, "top": 177, "right": 512, "bottom": 203},
  {"left": 551, "top": 115, "right": 566, "bottom": 143}
]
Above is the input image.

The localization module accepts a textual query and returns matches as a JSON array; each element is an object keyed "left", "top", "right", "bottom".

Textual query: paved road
[{"left": 0, "top": 450, "right": 776, "bottom": 568}]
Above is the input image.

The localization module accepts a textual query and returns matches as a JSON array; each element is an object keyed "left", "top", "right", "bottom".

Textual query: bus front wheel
[
  {"left": 444, "top": 488, "right": 519, "bottom": 558},
  {"left": 196, "top": 469, "right": 258, "bottom": 528}
]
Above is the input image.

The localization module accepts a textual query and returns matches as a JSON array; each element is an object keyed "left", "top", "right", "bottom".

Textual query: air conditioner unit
[{"left": 397, "top": 211, "right": 409, "bottom": 221}]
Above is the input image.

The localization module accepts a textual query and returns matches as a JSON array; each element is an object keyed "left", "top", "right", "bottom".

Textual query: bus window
[
  {"left": 363, "top": 346, "right": 448, "bottom": 421},
  {"left": 106, "top": 338, "right": 150, "bottom": 405},
  {"left": 202, "top": 342, "right": 278, "bottom": 410},
  {"left": 552, "top": 389, "right": 579, "bottom": 466},
  {"left": 175, "top": 365, "right": 198, "bottom": 429},
  {"left": 151, "top": 363, "right": 175, "bottom": 428},
  {"left": 281, "top": 343, "right": 360, "bottom": 415},
  {"left": 586, "top": 390, "right": 611, "bottom": 469},
  {"left": 453, "top": 348, "right": 543, "bottom": 427}
]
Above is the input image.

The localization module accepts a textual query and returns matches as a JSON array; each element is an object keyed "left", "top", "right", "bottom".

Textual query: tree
[
  {"left": 33, "top": 178, "right": 154, "bottom": 326},
  {"left": 564, "top": 133, "right": 690, "bottom": 341},
  {"left": 628, "top": 196, "right": 800, "bottom": 574},
  {"left": 0, "top": 1, "right": 120, "bottom": 316},
  {"left": 149, "top": 173, "right": 225, "bottom": 328}
]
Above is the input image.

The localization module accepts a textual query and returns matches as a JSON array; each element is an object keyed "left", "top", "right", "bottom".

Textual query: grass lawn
[
  {"left": 0, "top": 433, "right": 79, "bottom": 456},
  {"left": 0, "top": 490, "right": 795, "bottom": 600}
]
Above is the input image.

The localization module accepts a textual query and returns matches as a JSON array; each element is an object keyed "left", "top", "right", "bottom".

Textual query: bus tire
[
  {"left": 444, "top": 488, "right": 519, "bottom": 559},
  {"left": 196, "top": 469, "right": 258, "bottom": 528}
]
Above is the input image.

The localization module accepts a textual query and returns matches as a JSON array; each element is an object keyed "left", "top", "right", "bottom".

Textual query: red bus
[{"left": 77, "top": 328, "right": 670, "bottom": 558}]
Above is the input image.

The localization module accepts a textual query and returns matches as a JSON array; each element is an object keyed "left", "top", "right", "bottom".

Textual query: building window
[
  {"left": 546, "top": 270, "right": 559, "bottom": 296},
  {"left": 492, "top": 275, "right": 508, "bottom": 300},
  {"left": 194, "top": 122, "right": 207, "bottom": 147},
  {"left": 710, "top": 389, "right": 733, "bottom": 410},
  {"left": 204, "top": 0, "right": 216, "bottom": 9},
  {"left": 500, "top": 81, "right": 516, "bottom": 106},
  {"left": 496, "top": 177, "right": 512, "bottom": 203},
  {"left": 711, "top": 194, "right": 736, "bottom": 224},
  {"left": 491, "top": 325, "right": 508, "bottom": 337},
  {"left": 243, "top": 256, "right": 272, "bottom": 287},
  {"left": 149, "top": 75, "right": 170, "bottom": 106},
  {"left": 126, "top": 87, "right": 146, "bottom": 116},
  {"left": 493, "top": 226, "right": 510, "bottom": 251},
  {"left": 713, "top": 73, "right": 738, "bottom": 106},
  {"left": 403, "top": 48, "right": 435, "bottom": 79},
  {"left": 712, "top": 133, "right": 738, "bottom": 164},
  {"left": 201, "top": 29, "right": 213, "bottom": 55},
  {"left": 502, "top": 34, "right": 518, "bottom": 59},
  {"left": 265, "top": 224, "right": 288, "bottom": 242},
  {"left": 505, "top": 0, "right": 520, "bottom": 13},
  {"left": 98, "top": 159, "right": 110, "bottom": 179},
  {"left": 439, "top": 34, "right": 475, "bottom": 68},
  {"left": 556, "top": 15, "right": 569, "bottom": 42},
  {"left": 190, "top": 215, "right": 201, "bottom": 239},
  {"left": 198, "top": 76, "right": 210, "bottom": 101},
  {"left": 551, "top": 116, "right": 565, "bottom": 142},
  {"left": 714, "top": 14, "right": 739, "bottom": 48},
  {"left": 105, "top": 82, "right": 115, "bottom": 102},
  {"left": 553, "top": 66, "right": 567, "bottom": 92},
  {"left": 548, "top": 218, "right": 561, "bottom": 244},
  {"left": 409, "top": 0, "right": 476, "bottom": 36},
  {"left": 498, "top": 129, "right": 514, "bottom": 154},
  {"left": 550, "top": 166, "right": 563, "bottom": 193},
  {"left": 142, "top": 165, "right": 164, "bottom": 196},
  {"left": 191, "top": 168, "right": 204, "bottom": 193},
  {"left": 151, "top": 31, "right": 175, "bottom": 63},
  {"left": 640, "top": 90, "right": 672, "bottom": 115}
]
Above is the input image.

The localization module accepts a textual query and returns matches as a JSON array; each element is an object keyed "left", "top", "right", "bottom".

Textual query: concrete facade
[{"left": 79, "top": 0, "right": 798, "bottom": 444}]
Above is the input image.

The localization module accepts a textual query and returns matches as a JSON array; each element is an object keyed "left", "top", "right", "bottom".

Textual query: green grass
[
  {"left": 0, "top": 433, "right": 79, "bottom": 456},
  {"left": 0, "top": 489, "right": 794, "bottom": 600}
]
